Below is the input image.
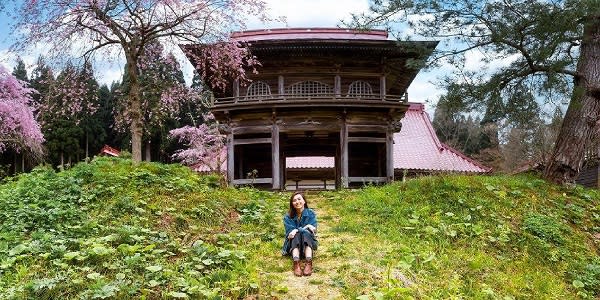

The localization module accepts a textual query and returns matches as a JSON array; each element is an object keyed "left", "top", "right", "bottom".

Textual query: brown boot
[
  {"left": 293, "top": 260, "right": 302, "bottom": 277},
  {"left": 303, "top": 260, "right": 313, "bottom": 276}
]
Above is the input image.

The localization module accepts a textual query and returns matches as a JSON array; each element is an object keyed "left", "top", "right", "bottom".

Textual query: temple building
[{"left": 183, "top": 28, "right": 488, "bottom": 189}]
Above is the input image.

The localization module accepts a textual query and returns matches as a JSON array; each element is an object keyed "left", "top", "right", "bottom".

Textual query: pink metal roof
[
  {"left": 286, "top": 156, "right": 334, "bottom": 169},
  {"left": 231, "top": 28, "right": 389, "bottom": 42},
  {"left": 99, "top": 145, "right": 120, "bottom": 157},
  {"left": 394, "top": 103, "right": 490, "bottom": 172}
]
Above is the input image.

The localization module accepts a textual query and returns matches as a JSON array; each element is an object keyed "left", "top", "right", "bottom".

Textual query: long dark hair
[{"left": 288, "top": 191, "right": 309, "bottom": 218}]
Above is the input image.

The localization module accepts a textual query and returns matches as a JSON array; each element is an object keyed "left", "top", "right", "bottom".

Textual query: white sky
[{"left": 0, "top": 0, "right": 445, "bottom": 112}]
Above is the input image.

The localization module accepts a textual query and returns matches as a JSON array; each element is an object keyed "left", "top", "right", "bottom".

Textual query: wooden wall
[{"left": 576, "top": 165, "right": 598, "bottom": 188}]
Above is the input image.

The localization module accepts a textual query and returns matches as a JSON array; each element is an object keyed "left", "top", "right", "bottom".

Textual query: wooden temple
[{"left": 183, "top": 28, "right": 438, "bottom": 189}]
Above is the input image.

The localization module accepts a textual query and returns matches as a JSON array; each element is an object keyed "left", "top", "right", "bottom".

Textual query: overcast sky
[{"left": 0, "top": 0, "right": 444, "bottom": 110}]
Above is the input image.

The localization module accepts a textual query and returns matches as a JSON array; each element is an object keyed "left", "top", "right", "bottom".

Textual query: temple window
[
  {"left": 245, "top": 81, "right": 272, "bottom": 99},
  {"left": 288, "top": 81, "right": 333, "bottom": 96},
  {"left": 347, "top": 80, "right": 374, "bottom": 97}
]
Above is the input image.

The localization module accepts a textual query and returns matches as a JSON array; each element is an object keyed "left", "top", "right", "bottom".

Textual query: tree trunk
[
  {"left": 544, "top": 14, "right": 600, "bottom": 184},
  {"left": 145, "top": 140, "right": 151, "bottom": 162},
  {"left": 127, "top": 58, "right": 144, "bottom": 163},
  {"left": 85, "top": 132, "right": 89, "bottom": 159}
]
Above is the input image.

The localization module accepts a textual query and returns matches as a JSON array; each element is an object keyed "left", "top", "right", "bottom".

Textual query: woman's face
[{"left": 292, "top": 194, "right": 305, "bottom": 211}]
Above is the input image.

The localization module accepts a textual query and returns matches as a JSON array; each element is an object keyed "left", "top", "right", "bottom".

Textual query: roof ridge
[
  {"left": 439, "top": 142, "right": 492, "bottom": 172},
  {"left": 417, "top": 104, "right": 444, "bottom": 150}
]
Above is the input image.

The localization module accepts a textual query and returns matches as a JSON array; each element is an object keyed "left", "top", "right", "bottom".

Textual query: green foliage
[
  {"left": 522, "top": 213, "right": 567, "bottom": 245},
  {"left": 2, "top": 161, "right": 600, "bottom": 299},
  {"left": 323, "top": 174, "right": 600, "bottom": 299},
  {"left": 0, "top": 157, "right": 281, "bottom": 299}
]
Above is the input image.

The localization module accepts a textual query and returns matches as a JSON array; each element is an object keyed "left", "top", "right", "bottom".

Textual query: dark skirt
[{"left": 286, "top": 230, "right": 317, "bottom": 258}]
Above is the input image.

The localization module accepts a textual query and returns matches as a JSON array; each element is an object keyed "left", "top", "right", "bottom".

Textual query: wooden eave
[
  {"left": 181, "top": 39, "right": 438, "bottom": 95},
  {"left": 210, "top": 98, "right": 410, "bottom": 121}
]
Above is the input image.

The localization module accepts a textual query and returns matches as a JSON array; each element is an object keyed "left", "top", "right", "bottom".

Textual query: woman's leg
[
  {"left": 301, "top": 231, "right": 315, "bottom": 276},
  {"left": 303, "top": 246, "right": 313, "bottom": 276},
  {"left": 290, "top": 234, "right": 303, "bottom": 276},
  {"left": 304, "top": 246, "right": 312, "bottom": 260},
  {"left": 291, "top": 247, "right": 300, "bottom": 260}
]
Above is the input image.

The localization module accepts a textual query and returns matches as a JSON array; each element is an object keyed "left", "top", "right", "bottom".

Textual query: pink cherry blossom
[{"left": 0, "top": 65, "right": 45, "bottom": 158}]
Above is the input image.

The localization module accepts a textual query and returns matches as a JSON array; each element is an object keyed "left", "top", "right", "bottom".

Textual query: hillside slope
[{"left": 0, "top": 157, "right": 599, "bottom": 299}]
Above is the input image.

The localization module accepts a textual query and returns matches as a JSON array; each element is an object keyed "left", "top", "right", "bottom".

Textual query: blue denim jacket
[{"left": 281, "top": 208, "right": 318, "bottom": 255}]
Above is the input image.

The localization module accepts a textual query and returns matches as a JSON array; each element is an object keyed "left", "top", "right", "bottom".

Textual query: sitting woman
[{"left": 282, "top": 191, "right": 318, "bottom": 276}]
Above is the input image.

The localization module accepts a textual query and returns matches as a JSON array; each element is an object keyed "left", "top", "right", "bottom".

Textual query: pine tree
[
  {"left": 12, "top": 57, "right": 28, "bottom": 81},
  {"left": 78, "top": 62, "right": 105, "bottom": 159}
]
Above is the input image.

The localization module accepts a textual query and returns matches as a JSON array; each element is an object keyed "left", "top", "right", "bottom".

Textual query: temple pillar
[
  {"left": 272, "top": 118, "right": 281, "bottom": 190},
  {"left": 340, "top": 114, "right": 348, "bottom": 188},
  {"left": 386, "top": 128, "right": 394, "bottom": 182},
  {"left": 380, "top": 75, "right": 386, "bottom": 99},
  {"left": 227, "top": 132, "right": 234, "bottom": 185},
  {"left": 278, "top": 75, "right": 285, "bottom": 95},
  {"left": 233, "top": 79, "right": 239, "bottom": 100}
]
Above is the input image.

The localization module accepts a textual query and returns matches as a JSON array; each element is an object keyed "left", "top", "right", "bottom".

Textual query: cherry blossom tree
[
  {"left": 116, "top": 41, "right": 193, "bottom": 161},
  {"left": 0, "top": 66, "right": 44, "bottom": 159},
  {"left": 6, "top": 0, "right": 269, "bottom": 162},
  {"left": 169, "top": 113, "right": 225, "bottom": 173}
]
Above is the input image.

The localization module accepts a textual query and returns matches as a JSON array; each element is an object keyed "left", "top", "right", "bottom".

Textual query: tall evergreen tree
[
  {"left": 40, "top": 62, "right": 83, "bottom": 166},
  {"left": 12, "top": 57, "right": 28, "bottom": 81},
  {"left": 78, "top": 62, "right": 105, "bottom": 159},
  {"left": 29, "top": 56, "right": 54, "bottom": 106},
  {"left": 38, "top": 62, "right": 100, "bottom": 166}
]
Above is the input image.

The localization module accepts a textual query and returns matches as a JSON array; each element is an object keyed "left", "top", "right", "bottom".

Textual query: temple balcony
[{"left": 211, "top": 92, "right": 407, "bottom": 109}]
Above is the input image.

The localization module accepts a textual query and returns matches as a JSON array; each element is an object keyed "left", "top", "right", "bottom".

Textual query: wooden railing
[{"left": 211, "top": 93, "right": 408, "bottom": 106}]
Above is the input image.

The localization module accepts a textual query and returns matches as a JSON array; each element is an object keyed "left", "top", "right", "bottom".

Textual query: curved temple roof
[
  {"left": 230, "top": 28, "right": 390, "bottom": 41},
  {"left": 393, "top": 103, "right": 490, "bottom": 173}
]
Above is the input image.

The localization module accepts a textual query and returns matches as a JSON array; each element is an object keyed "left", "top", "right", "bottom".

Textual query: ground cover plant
[
  {"left": 0, "top": 157, "right": 286, "bottom": 299},
  {"left": 1, "top": 158, "right": 600, "bottom": 299}
]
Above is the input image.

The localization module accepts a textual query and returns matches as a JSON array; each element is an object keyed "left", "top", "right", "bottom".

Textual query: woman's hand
[
  {"left": 288, "top": 229, "right": 298, "bottom": 239},
  {"left": 304, "top": 224, "right": 316, "bottom": 234}
]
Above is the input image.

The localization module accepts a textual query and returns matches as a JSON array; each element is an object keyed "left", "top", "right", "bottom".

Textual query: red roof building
[{"left": 99, "top": 145, "right": 120, "bottom": 157}]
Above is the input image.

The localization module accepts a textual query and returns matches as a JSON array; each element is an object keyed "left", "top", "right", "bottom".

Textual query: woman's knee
[{"left": 301, "top": 230, "right": 313, "bottom": 238}]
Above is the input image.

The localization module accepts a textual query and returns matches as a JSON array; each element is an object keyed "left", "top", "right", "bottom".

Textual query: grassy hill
[{"left": 1, "top": 157, "right": 600, "bottom": 299}]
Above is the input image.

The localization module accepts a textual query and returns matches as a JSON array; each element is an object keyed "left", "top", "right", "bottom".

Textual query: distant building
[{"left": 99, "top": 145, "right": 120, "bottom": 157}]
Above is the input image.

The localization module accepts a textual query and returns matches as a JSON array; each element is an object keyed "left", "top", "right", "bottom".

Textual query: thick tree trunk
[
  {"left": 545, "top": 15, "right": 600, "bottom": 184},
  {"left": 127, "top": 59, "right": 144, "bottom": 163}
]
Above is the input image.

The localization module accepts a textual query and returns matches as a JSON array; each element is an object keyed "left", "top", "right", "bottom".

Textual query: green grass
[{"left": 1, "top": 158, "right": 600, "bottom": 299}]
